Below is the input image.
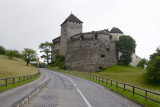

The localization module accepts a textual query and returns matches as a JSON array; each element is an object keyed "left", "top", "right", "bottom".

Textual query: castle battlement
[{"left": 68, "top": 32, "right": 118, "bottom": 43}]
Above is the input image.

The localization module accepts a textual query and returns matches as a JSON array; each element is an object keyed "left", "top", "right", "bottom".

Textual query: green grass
[
  {"left": 0, "top": 55, "right": 38, "bottom": 78},
  {"left": 0, "top": 55, "right": 39, "bottom": 92},
  {"left": 47, "top": 66, "right": 160, "bottom": 107},
  {"left": 73, "top": 65, "right": 160, "bottom": 93},
  {"left": 0, "top": 74, "right": 40, "bottom": 92}
]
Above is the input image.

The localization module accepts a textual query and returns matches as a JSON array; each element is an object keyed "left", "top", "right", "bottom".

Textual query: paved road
[
  {"left": 0, "top": 71, "right": 49, "bottom": 107},
  {"left": 26, "top": 68, "right": 141, "bottom": 107}
]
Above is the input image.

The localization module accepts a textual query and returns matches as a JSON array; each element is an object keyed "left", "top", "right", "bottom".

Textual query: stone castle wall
[
  {"left": 65, "top": 33, "right": 118, "bottom": 72},
  {"left": 60, "top": 21, "right": 82, "bottom": 55}
]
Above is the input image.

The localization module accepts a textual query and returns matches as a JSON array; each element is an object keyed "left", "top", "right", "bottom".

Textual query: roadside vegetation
[
  {"left": 0, "top": 55, "right": 39, "bottom": 92},
  {"left": 0, "top": 55, "right": 38, "bottom": 78}
]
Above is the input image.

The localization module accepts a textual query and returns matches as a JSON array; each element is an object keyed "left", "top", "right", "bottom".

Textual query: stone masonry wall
[
  {"left": 60, "top": 21, "right": 82, "bottom": 55},
  {"left": 66, "top": 33, "right": 118, "bottom": 72}
]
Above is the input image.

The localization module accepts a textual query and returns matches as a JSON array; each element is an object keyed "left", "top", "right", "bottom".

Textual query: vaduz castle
[{"left": 52, "top": 14, "right": 141, "bottom": 72}]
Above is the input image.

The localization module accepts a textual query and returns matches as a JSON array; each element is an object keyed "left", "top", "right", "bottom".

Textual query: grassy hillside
[
  {"left": 74, "top": 65, "right": 160, "bottom": 93},
  {"left": 0, "top": 55, "right": 38, "bottom": 78}
]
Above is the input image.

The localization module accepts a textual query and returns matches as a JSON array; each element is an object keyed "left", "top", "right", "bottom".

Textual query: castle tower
[
  {"left": 109, "top": 27, "right": 123, "bottom": 40},
  {"left": 60, "top": 14, "right": 83, "bottom": 55}
]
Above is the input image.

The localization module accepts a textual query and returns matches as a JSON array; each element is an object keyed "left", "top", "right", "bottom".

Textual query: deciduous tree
[
  {"left": 118, "top": 35, "right": 136, "bottom": 65},
  {"left": 39, "top": 41, "right": 52, "bottom": 65},
  {"left": 22, "top": 48, "right": 37, "bottom": 66},
  {"left": 5, "top": 50, "right": 15, "bottom": 59}
]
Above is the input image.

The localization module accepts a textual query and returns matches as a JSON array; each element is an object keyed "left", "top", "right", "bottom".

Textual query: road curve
[{"left": 26, "top": 68, "right": 141, "bottom": 107}]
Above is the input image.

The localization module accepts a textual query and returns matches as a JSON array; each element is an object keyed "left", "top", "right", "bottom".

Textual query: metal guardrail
[
  {"left": 0, "top": 71, "right": 40, "bottom": 87},
  {"left": 67, "top": 71, "right": 160, "bottom": 104}
]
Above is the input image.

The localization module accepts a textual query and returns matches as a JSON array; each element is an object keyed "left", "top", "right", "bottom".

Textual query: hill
[
  {"left": 78, "top": 65, "right": 160, "bottom": 93},
  {"left": 0, "top": 55, "right": 38, "bottom": 78}
]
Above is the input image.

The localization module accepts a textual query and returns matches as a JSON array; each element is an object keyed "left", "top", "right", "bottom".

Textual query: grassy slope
[
  {"left": 0, "top": 55, "right": 38, "bottom": 78},
  {"left": 79, "top": 65, "right": 160, "bottom": 93}
]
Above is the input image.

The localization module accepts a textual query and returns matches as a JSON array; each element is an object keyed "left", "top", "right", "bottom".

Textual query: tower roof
[
  {"left": 61, "top": 14, "right": 83, "bottom": 26},
  {"left": 110, "top": 27, "right": 123, "bottom": 34}
]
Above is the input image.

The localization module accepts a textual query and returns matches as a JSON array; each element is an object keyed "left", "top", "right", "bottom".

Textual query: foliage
[
  {"left": 49, "top": 55, "right": 66, "bottom": 70},
  {"left": 118, "top": 35, "right": 136, "bottom": 65},
  {"left": 5, "top": 50, "right": 16, "bottom": 60},
  {"left": 149, "top": 48, "right": 160, "bottom": 63},
  {"left": 145, "top": 56, "right": 160, "bottom": 82},
  {"left": 5, "top": 50, "right": 21, "bottom": 60},
  {"left": 96, "top": 68, "right": 107, "bottom": 72},
  {"left": 22, "top": 48, "right": 37, "bottom": 66},
  {"left": 0, "top": 45, "right": 6, "bottom": 55},
  {"left": 13, "top": 50, "right": 22, "bottom": 58},
  {"left": 39, "top": 41, "right": 53, "bottom": 65},
  {"left": 31, "top": 62, "right": 46, "bottom": 68},
  {"left": 137, "top": 58, "right": 148, "bottom": 68}
]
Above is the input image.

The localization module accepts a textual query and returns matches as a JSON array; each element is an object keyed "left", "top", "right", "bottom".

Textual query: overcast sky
[{"left": 0, "top": 0, "right": 160, "bottom": 59}]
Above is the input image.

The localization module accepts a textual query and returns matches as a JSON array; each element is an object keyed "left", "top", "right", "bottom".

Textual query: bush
[
  {"left": 5, "top": 50, "right": 16, "bottom": 60},
  {"left": 0, "top": 45, "right": 6, "bottom": 55},
  {"left": 145, "top": 56, "right": 160, "bottom": 82},
  {"left": 137, "top": 58, "right": 147, "bottom": 68},
  {"left": 118, "top": 62, "right": 125, "bottom": 65},
  {"left": 59, "top": 62, "right": 66, "bottom": 70},
  {"left": 50, "top": 55, "right": 66, "bottom": 70}
]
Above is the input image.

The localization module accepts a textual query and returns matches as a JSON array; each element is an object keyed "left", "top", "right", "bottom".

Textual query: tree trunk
[
  {"left": 47, "top": 53, "right": 49, "bottom": 65},
  {"left": 26, "top": 61, "right": 29, "bottom": 66}
]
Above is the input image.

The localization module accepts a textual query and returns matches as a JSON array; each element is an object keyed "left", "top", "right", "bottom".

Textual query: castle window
[
  {"left": 99, "top": 67, "right": 103, "bottom": 70},
  {"left": 80, "top": 35, "right": 84, "bottom": 40},
  {"left": 109, "top": 35, "right": 112, "bottom": 40},
  {"left": 101, "top": 54, "right": 105, "bottom": 58},
  {"left": 106, "top": 48, "right": 110, "bottom": 51},
  {"left": 94, "top": 34, "right": 98, "bottom": 40}
]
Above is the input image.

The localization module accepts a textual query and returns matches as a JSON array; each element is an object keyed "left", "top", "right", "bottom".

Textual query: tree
[
  {"left": 118, "top": 35, "right": 136, "bottom": 65},
  {"left": 149, "top": 47, "right": 160, "bottom": 63},
  {"left": 49, "top": 55, "right": 66, "bottom": 70},
  {"left": 145, "top": 56, "right": 160, "bottom": 82},
  {"left": 137, "top": 58, "right": 148, "bottom": 68},
  {"left": 39, "top": 41, "right": 53, "bottom": 65},
  {"left": 0, "top": 45, "right": 6, "bottom": 55},
  {"left": 5, "top": 50, "right": 16, "bottom": 60},
  {"left": 13, "top": 50, "right": 22, "bottom": 58},
  {"left": 22, "top": 48, "right": 37, "bottom": 66}
]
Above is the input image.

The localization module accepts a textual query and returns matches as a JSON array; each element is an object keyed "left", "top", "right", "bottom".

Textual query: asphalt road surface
[{"left": 26, "top": 68, "right": 141, "bottom": 107}]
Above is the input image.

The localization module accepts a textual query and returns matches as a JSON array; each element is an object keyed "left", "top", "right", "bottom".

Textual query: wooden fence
[
  {"left": 0, "top": 71, "right": 40, "bottom": 87},
  {"left": 67, "top": 71, "right": 160, "bottom": 104}
]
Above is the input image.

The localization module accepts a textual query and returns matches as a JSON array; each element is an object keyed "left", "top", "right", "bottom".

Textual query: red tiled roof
[{"left": 61, "top": 14, "right": 83, "bottom": 26}]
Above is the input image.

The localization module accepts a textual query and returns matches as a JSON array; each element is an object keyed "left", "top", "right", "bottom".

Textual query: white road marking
[
  {"left": 53, "top": 72, "right": 92, "bottom": 107},
  {"left": 73, "top": 83, "right": 77, "bottom": 86},
  {"left": 76, "top": 88, "right": 92, "bottom": 107}
]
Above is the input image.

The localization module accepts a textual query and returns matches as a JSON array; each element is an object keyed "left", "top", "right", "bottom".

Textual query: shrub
[
  {"left": 0, "top": 45, "right": 6, "bottom": 55},
  {"left": 137, "top": 58, "right": 147, "bottom": 68},
  {"left": 145, "top": 56, "right": 160, "bottom": 82},
  {"left": 5, "top": 50, "right": 16, "bottom": 60},
  {"left": 50, "top": 55, "right": 66, "bottom": 70},
  {"left": 59, "top": 62, "right": 66, "bottom": 70}
]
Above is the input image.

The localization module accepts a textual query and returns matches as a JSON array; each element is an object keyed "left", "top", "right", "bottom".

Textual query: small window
[
  {"left": 106, "top": 48, "right": 110, "bottom": 51},
  {"left": 101, "top": 54, "right": 105, "bottom": 58},
  {"left": 109, "top": 35, "right": 112, "bottom": 40},
  {"left": 80, "top": 35, "right": 84, "bottom": 40},
  {"left": 94, "top": 34, "right": 98, "bottom": 40},
  {"left": 99, "top": 67, "right": 103, "bottom": 70}
]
